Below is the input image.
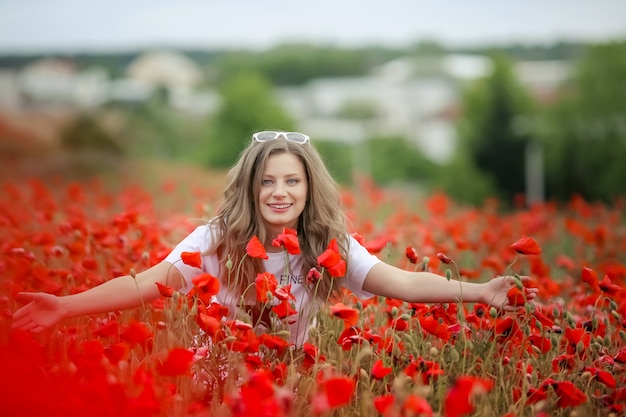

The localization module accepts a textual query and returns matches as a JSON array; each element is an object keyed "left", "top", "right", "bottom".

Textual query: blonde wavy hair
[{"left": 207, "top": 136, "right": 349, "bottom": 304}]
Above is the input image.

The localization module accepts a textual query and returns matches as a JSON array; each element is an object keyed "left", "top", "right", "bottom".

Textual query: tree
[
  {"left": 539, "top": 41, "right": 626, "bottom": 202},
  {"left": 455, "top": 53, "right": 534, "bottom": 203},
  {"left": 205, "top": 72, "right": 295, "bottom": 168}
]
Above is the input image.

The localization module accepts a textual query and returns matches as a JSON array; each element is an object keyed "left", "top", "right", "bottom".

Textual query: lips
[{"left": 268, "top": 203, "right": 292, "bottom": 210}]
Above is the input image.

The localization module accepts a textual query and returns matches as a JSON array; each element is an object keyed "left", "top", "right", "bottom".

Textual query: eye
[
  {"left": 287, "top": 178, "right": 299, "bottom": 185},
  {"left": 261, "top": 179, "right": 273, "bottom": 186}
]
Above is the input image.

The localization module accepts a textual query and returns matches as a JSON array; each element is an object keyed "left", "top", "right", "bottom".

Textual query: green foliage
[
  {"left": 313, "top": 140, "right": 354, "bottom": 185},
  {"left": 539, "top": 41, "right": 626, "bottom": 202},
  {"left": 338, "top": 100, "right": 379, "bottom": 120},
  {"left": 435, "top": 152, "right": 497, "bottom": 206},
  {"left": 205, "top": 71, "right": 295, "bottom": 168},
  {"left": 115, "top": 98, "right": 208, "bottom": 161},
  {"left": 60, "top": 113, "right": 122, "bottom": 154},
  {"left": 367, "top": 136, "right": 440, "bottom": 186},
  {"left": 456, "top": 53, "right": 534, "bottom": 203},
  {"left": 214, "top": 43, "right": 403, "bottom": 86}
]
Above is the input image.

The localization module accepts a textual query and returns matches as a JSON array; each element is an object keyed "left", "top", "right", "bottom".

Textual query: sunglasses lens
[
  {"left": 285, "top": 132, "right": 309, "bottom": 143},
  {"left": 254, "top": 131, "right": 278, "bottom": 142}
]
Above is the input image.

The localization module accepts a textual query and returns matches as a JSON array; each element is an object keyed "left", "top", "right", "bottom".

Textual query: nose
[{"left": 272, "top": 182, "right": 287, "bottom": 198}]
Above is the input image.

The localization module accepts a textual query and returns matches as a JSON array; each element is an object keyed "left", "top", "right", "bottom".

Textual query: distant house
[
  {"left": 18, "top": 58, "right": 78, "bottom": 104},
  {"left": 126, "top": 50, "right": 203, "bottom": 91},
  {"left": 0, "top": 70, "right": 21, "bottom": 110},
  {"left": 125, "top": 50, "right": 217, "bottom": 114},
  {"left": 276, "top": 54, "right": 571, "bottom": 164},
  {"left": 16, "top": 58, "right": 110, "bottom": 108}
]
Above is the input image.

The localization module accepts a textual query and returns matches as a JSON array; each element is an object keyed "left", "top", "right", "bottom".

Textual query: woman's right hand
[{"left": 11, "top": 292, "right": 67, "bottom": 333}]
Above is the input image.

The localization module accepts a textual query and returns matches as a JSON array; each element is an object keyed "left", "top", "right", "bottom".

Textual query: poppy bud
[
  {"left": 550, "top": 335, "right": 559, "bottom": 348},
  {"left": 405, "top": 246, "right": 418, "bottom": 264},
  {"left": 445, "top": 269, "right": 452, "bottom": 281},
  {"left": 129, "top": 268, "right": 137, "bottom": 279},
  {"left": 226, "top": 257, "right": 233, "bottom": 270},
  {"left": 489, "top": 307, "right": 498, "bottom": 318},
  {"left": 437, "top": 252, "right": 452, "bottom": 264},
  {"left": 422, "top": 256, "right": 430, "bottom": 271}
]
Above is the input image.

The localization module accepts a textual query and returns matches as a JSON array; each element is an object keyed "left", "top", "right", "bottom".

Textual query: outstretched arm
[
  {"left": 362, "top": 262, "right": 537, "bottom": 310},
  {"left": 12, "top": 261, "right": 185, "bottom": 333}
]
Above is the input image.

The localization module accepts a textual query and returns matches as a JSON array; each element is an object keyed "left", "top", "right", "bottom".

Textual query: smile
[{"left": 268, "top": 203, "right": 292, "bottom": 209}]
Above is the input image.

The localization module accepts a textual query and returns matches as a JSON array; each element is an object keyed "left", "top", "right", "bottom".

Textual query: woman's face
[{"left": 258, "top": 152, "right": 308, "bottom": 239}]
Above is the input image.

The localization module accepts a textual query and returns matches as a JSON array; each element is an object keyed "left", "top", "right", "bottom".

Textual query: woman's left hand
[{"left": 482, "top": 275, "right": 538, "bottom": 312}]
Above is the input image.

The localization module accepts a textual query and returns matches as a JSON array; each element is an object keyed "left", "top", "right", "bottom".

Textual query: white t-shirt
[{"left": 164, "top": 224, "right": 380, "bottom": 345}]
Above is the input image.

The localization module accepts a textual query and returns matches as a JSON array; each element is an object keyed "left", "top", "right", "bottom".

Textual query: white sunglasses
[{"left": 252, "top": 131, "right": 310, "bottom": 145}]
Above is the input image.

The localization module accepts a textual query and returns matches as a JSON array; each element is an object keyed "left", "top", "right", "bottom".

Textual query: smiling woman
[{"left": 12, "top": 130, "right": 537, "bottom": 346}]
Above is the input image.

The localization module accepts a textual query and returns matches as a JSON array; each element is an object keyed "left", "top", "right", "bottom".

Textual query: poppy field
[{"left": 1, "top": 175, "right": 625, "bottom": 417}]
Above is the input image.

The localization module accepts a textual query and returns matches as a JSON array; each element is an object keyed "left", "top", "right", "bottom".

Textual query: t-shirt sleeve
[
  {"left": 344, "top": 236, "right": 380, "bottom": 299},
  {"left": 163, "top": 224, "right": 213, "bottom": 293}
]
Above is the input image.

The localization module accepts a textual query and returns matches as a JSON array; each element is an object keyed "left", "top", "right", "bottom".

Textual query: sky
[{"left": 0, "top": 0, "right": 625, "bottom": 53}]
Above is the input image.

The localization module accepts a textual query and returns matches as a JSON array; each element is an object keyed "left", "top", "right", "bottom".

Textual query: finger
[
  {"left": 12, "top": 315, "right": 33, "bottom": 329},
  {"left": 11, "top": 307, "right": 32, "bottom": 326},
  {"left": 17, "top": 292, "right": 40, "bottom": 303},
  {"left": 18, "top": 321, "right": 38, "bottom": 332}
]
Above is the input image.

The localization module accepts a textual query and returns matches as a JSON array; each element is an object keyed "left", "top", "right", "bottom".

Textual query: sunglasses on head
[{"left": 252, "top": 131, "right": 310, "bottom": 145}]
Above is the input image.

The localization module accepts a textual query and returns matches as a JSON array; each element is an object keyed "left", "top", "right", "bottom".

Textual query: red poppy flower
[
  {"left": 258, "top": 333, "right": 291, "bottom": 354},
  {"left": 274, "top": 284, "right": 296, "bottom": 301},
  {"left": 155, "top": 282, "right": 175, "bottom": 297},
  {"left": 529, "top": 334, "right": 552, "bottom": 354},
  {"left": 191, "top": 273, "right": 220, "bottom": 304},
  {"left": 506, "top": 286, "right": 526, "bottom": 307},
  {"left": 158, "top": 347, "right": 195, "bottom": 377},
  {"left": 543, "top": 379, "right": 588, "bottom": 408},
  {"left": 246, "top": 235, "right": 268, "bottom": 259},
  {"left": 312, "top": 374, "right": 356, "bottom": 413},
  {"left": 307, "top": 267, "right": 322, "bottom": 283},
  {"left": 255, "top": 272, "right": 278, "bottom": 303},
  {"left": 181, "top": 251, "right": 202, "bottom": 268},
  {"left": 196, "top": 311, "right": 222, "bottom": 337},
  {"left": 405, "top": 246, "right": 419, "bottom": 264},
  {"left": 318, "top": 238, "right": 347, "bottom": 277},
  {"left": 437, "top": 252, "right": 452, "bottom": 264},
  {"left": 271, "top": 300, "right": 297, "bottom": 319},
  {"left": 510, "top": 236, "right": 542, "bottom": 255},
  {"left": 371, "top": 359, "right": 393, "bottom": 379},
  {"left": 104, "top": 342, "right": 129, "bottom": 364},
  {"left": 272, "top": 228, "right": 301, "bottom": 254},
  {"left": 419, "top": 315, "right": 451, "bottom": 342},
  {"left": 373, "top": 394, "right": 395, "bottom": 414},
  {"left": 526, "top": 386, "right": 548, "bottom": 405},
  {"left": 120, "top": 320, "right": 153, "bottom": 347},
  {"left": 404, "top": 394, "right": 432, "bottom": 416},
  {"left": 598, "top": 274, "right": 622, "bottom": 295},
  {"left": 581, "top": 266, "right": 599, "bottom": 290},
  {"left": 330, "top": 302, "right": 360, "bottom": 328},
  {"left": 444, "top": 376, "right": 493, "bottom": 417},
  {"left": 583, "top": 366, "right": 616, "bottom": 388},
  {"left": 564, "top": 327, "right": 591, "bottom": 355},
  {"left": 614, "top": 347, "right": 626, "bottom": 363}
]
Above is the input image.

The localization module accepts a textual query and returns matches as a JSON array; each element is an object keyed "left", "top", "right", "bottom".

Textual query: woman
[{"left": 12, "top": 131, "right": 538, "bottom": 345}]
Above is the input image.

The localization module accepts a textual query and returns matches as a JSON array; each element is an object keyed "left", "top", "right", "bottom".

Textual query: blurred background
[{"left": 1, "top": 0, "right": 625, "bottom": 206}]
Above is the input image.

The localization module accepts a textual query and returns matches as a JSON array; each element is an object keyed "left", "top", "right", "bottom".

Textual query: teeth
[{"left": 270, "top": 204, "right": 291, "bottom": 209}]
